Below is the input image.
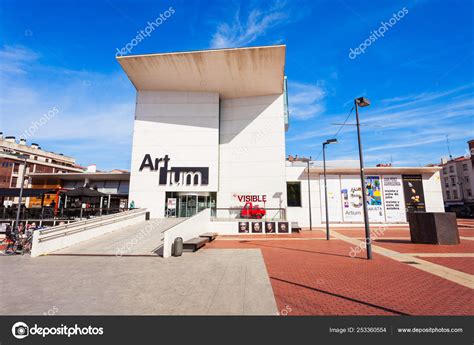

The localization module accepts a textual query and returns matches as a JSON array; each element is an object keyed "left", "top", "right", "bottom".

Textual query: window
[
  {"left": 443, "top": 167, "right": 447, "bottom": 174},
  {"left": 444, "top": 177, "right": 449, "bottom": 187},
  {"left": 287, "top": 182, "right": 302, "bottom": 207},
  {"left": 467, "top": 189, "right": 472, "bottom": 197},
  {"left": 453, "top": 190, "right": 458, "bottom": 199},
  {"left": 10, "top": 177, "right": 17, "bottom": 187},
  {"left": 449, "top": 166, "right": 454, "bottom": 173},
  {"left": 462, "top": 163, "right": 468, "bottom": 171},
  {"left": 466, "top": 176, "right": 470, "bottom": 183},
  {"left": 451, "top": 177, "right": 456, "bottom": 186},
  {"left": 446, "top": 191, "right": 450, "bottom": 199}
]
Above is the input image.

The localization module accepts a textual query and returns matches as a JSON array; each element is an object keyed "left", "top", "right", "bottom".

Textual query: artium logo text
[{"left": 139, "top": 154, "right": 209, "bottom": 186}]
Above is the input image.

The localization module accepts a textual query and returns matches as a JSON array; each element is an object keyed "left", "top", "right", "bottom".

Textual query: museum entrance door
[{"left": 165, "top": 192, "right": 216, "bottom": 218}]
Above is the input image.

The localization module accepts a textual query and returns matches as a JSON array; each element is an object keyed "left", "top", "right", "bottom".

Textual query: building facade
[
  {"left": 440, "top": 140, "right": 474, "bottom": 212},
  {"left": 118, "top": 46, "right": 288, "bottom": 219},
  {"left": 118, "top": 45, "right": 445, "bottom": 230},
  {"left": 0, "top": 135, "right": 85, "bottom": 206}
]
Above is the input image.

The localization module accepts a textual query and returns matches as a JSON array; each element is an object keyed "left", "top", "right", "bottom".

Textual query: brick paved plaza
[{"left": 206, "top": 219, "right": 474, "bottom": 316}]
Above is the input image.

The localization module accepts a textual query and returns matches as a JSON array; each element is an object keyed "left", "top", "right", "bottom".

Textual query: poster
[
  {"left": 252, "top": 222, "right": 263, "bottom": 233},
  {"left": 238, "top": 222, "right": 249, "bottom": 233},
  {"left": 382, "top": 175, "right": 406, "bottom": 222},
  {"left": 402, "top": 175, "right": 426, "bottom": 212},
  {"left": 320, "top": 175, "right": 343, "bottom": 223},
  {"left": 340, "top": 176, "right": 363, "bottom": 222},
  {"left": 278, "top": 222, "right": 289, "bottom": 233},
  {"left": 265, "top": 222, "right": 276, "bottom": 233},
  {"left": 365, "top": 175, "right": 385, "bottom": 222}
]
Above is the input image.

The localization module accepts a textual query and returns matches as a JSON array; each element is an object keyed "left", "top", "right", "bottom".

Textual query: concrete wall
[
  {"left": 285, "top": 166, "right": 322, "bottom": 227},
  {"left": 129, "top": 91, "right": 220, "bottom": 218},
  {"left": 217, "top": 94, "right": 287, "bottom": 218},
  {"left": 162, "top": 208, "right": 210, "bottom": 258},
  {"left": 285, "top": 169, "right": 446, "bottom": 226},
  {"left": 31, "top": 209, "right": 147, "bottom": 257}
]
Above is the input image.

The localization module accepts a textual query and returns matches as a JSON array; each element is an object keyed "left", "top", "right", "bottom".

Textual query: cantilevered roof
[{"left": 117, "top": 45, "right": 286, "bottom": 99}]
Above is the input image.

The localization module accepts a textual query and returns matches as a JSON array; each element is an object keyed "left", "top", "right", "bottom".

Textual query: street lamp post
[
  {"left": 304, "top": 158, "right": 312, "bottom": 231},
  {"left": 354, "top": 97, "right": 372, "bottom": 259},
  {"left": 14, "top": 155, "right": 28, "bottom": 232},
  {"left": 323, "top": 139, "right": 338, "bottom": 240}
]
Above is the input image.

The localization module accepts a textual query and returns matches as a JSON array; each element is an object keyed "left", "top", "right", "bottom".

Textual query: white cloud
[
  {"left": 210, "top": 2, "right": 289, "bottom": 48},
  {"left": 288, "top": 81, "right": 326, "bottom": 121},
  {"left": 0, "top": 45, "right": 40, "bottom": 74},
  {"left": 0, "top": 45, "right": 135, "bottom": 170}
]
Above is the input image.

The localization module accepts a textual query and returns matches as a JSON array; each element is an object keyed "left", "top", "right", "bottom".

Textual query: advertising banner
[
  {"left": 320, "top": 175, "right": 343, "bottom": 222},
  {"left": 340, "top": 176, "right": 363, "bottom": 222},
  {"left": 382, "top": 175, "right": 406, "bottom": 222},
  {"left": 402, "top": 175, "right": 426, "bottom": 212},
  {"left": 365, "top": 175, "right": 385, "bottom": 222}
]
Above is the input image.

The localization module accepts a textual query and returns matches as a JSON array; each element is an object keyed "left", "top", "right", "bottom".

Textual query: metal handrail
[{"left": 37, "top": 209, "right": 146, "bottom": 243}]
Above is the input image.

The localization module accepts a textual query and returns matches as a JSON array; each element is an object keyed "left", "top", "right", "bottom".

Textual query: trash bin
[{"left": 173, "top": 237, "right": 183, "bottom": 256}]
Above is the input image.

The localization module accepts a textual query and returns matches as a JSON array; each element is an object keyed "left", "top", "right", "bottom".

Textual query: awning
[
  {"left": 0, "top": 188, "right": 55, "bottom": 197},
  {"left": 64, "top": 187, "right": 107, "bottom": 197}
]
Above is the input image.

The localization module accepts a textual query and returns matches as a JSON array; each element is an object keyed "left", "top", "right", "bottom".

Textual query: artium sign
[{"left": 139, "top": 154, "right": 209, "bottom": 186}]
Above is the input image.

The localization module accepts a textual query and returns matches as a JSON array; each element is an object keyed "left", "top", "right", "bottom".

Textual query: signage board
[
  {"left": 340, "top": 176, "right": 363, "bottom": 222},
  {"left": 319, "top": 175, "right": 343, "bottom": 222},
  {"left": 365, "top": 175, "right": 385, "bottom": 222},
  {"left": 382, "top": 175, "right": 406, "bottom": 222},
  {"left": 402, "top": 175, "right": 426, "bottom": 212}
]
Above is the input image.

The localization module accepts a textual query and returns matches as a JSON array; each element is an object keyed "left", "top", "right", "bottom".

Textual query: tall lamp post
[
  {"left": 354, "top": 97, "right": 372, "bottom": 259},
  {"left": 3, "top": 153, "right": 29, "bottom": 231},
  {"left": 323, "top": 139, "right": 338, "bottom": 240},
  {"left": 301, "top": 157, "right": 313, "bottom": 231}
]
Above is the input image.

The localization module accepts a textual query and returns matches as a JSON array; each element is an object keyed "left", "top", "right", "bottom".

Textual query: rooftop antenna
[{"left": 446, "top": 135, "right": 453, "bottom": 160}]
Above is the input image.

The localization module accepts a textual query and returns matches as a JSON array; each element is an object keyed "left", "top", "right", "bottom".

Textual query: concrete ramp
[{"left": 51, "top": 218, "right": 184, "bottom": 256}]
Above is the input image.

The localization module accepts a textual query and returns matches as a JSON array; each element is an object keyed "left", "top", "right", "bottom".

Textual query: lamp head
[
  {"left": 355, "top": 97, "right": 370, "bottom": 107},
  {"left": 323, "top": 138, "right": 338, "bottom": 145}
]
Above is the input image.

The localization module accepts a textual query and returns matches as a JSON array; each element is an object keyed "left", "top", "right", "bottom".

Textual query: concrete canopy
[{"left": 117, "top": 45, "right": 286, "bottom": 99}]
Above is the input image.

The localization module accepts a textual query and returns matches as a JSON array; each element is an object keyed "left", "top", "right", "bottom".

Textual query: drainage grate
[{"left": 402, "top": 261, "right": 420, "bottom": 265}]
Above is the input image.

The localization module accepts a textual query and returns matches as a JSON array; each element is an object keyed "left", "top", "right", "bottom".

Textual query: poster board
[
  {"left": 365, "top": 175, "right": 385, "bottom": 222},
  {"left": 320, "top": 175, "right": 343, "bottom": 223},
  {"left": 402, "top": 175, "right": 426, "bottom": 212},
  {"left": 340, "top": 175, "right": 363, "bottom": 222},
  {"left": 382, "top": 175, "right": 406, "bottom": 222}
]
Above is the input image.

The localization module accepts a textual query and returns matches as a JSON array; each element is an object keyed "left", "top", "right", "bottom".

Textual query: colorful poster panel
[
  {"left": 365, "top": 175, "right": 385, "bottom": 222},
  {"left": 340, "top": 176, "right": 364, "bottom": 222}
]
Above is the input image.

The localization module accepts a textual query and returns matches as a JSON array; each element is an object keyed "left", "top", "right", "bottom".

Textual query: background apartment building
[
  {"left": 0, "top": 133, "right": 85, "bottom": 206},
  {"left": 440, "top": 140, "right": 474, "bottom": 214}
]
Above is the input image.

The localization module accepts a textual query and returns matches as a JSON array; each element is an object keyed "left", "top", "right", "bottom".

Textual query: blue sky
[{"left": 0, "top": 0, "right": 472, "bottom": 170}]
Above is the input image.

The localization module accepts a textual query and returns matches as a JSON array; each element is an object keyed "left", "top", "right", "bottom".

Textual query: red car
[{"left": 240, "top": 202, "right": 266, "bottom": 219}]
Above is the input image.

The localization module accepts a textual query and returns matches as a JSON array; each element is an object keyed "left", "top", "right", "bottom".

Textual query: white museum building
[{"left": 117, "top": 45, "right": 444, "bottom": 233}]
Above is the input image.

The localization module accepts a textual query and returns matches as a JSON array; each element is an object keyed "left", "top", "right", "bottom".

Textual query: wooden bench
[
  {"left": 199, "top": 232, "right": 218, "bottom": 242},
  {"left": 183, "top": 237, "right": 208, "bottom": 252}
]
